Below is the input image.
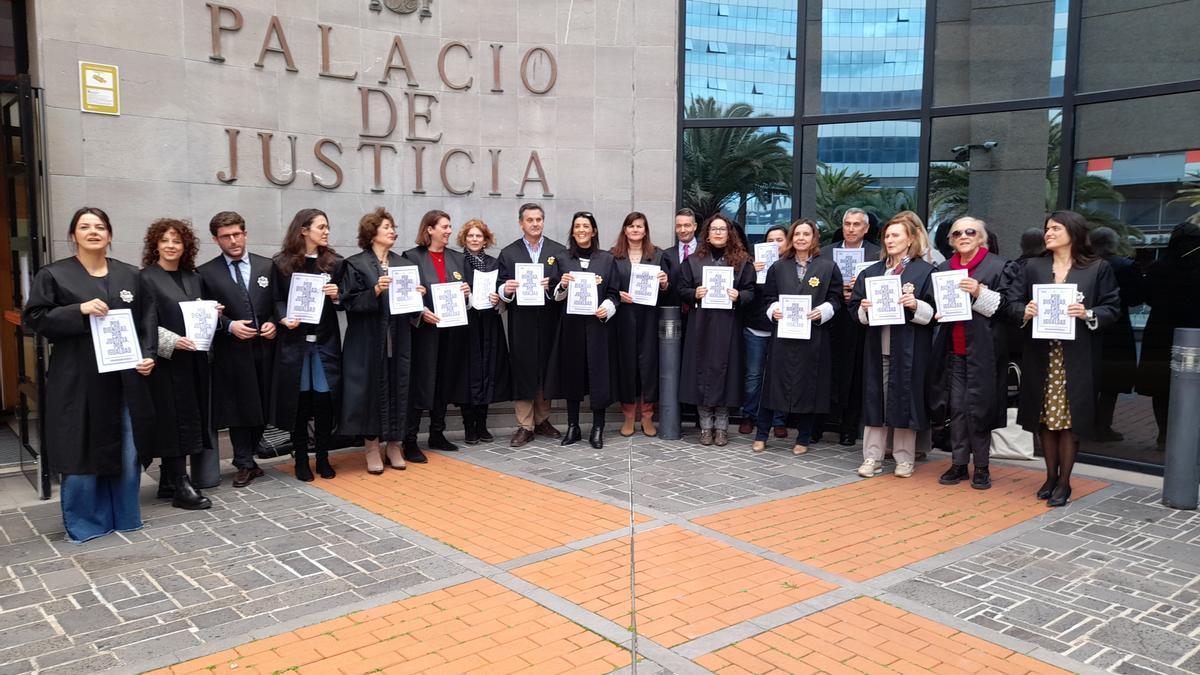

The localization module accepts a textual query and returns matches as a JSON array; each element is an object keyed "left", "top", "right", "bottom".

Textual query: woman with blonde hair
[{"left": 457, "top": 218, "right": 511, "bottom": 444}]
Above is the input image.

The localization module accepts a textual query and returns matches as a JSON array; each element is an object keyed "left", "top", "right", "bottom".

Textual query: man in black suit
[
  {"left": 661, "top": 208, "right": 699, "bottom": 312},
  {"left": 196, "top": 211, "right": 278, "bottom": 487}
]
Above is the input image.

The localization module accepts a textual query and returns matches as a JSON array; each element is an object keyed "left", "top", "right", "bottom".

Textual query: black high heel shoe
[
  {"left": 561, "top": 424, "right": 582, "bottom": 446},
  {"left": 1047, "top": 485, "right": 1072, "bottom": 507},
  {"left": 1036, "top": 479, "right": 1055, "bottom": 500}
]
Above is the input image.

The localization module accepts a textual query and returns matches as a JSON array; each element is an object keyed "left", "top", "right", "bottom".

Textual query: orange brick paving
[
  {"left": 512, "top": 524, "right": 838, "bottom": 648},
  {"left": 279, "top": 451, "right": 647, "bottom": 564},
  {"left": 696, "top": 596, "right": 1072, "bottom": 674},
  {"left": 148, "top": 578, "right": 631, "bottom": 675},
  {"left": 695, "top": 459, "right": 1107, "bottom": 581}
]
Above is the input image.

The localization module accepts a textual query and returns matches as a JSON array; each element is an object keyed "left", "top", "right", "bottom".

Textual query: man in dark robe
[
  {"left": 196, "top": 211, "right": 277, "bottom": 487},
  {"left": 497, "top": 203, "right": 566, "bottom": 447}
]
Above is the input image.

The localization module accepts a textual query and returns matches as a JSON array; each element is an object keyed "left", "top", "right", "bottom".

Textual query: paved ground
[{"left": 0, "top": 427, "right": 1196, "bottom": 675}]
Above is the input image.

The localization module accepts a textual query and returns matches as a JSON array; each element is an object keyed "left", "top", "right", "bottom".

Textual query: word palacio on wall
[{"left": 205, "top": 2, "right": 557, "bottom": 198}]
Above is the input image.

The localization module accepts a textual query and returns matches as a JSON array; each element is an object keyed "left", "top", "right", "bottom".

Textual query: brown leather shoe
[
  {"left": 773, "top": 426, "right": 788, "bottom": 438},
  {"left": 699, "top": 429, "right": 713, "bottom": 446},
  {"left": 714, "top": 429, "right": 729, "bottom": 446},
  {"left": 533, "top": 420, "right": 561, "bottom": 438},
  {"left": 232, "top": 466, "right": 264, "bottom": 488},
  {"left": 510, "top": 427, "right": 535, "bottom": 447},
  {"left": 738, "top": 421, "right": 754, "bottom": 434}
]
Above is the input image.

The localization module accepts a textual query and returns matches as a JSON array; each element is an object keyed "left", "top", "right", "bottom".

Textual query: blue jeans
[
  {"left": 299, "top": 343, "right": 330, "bottom": 393},
  {"left": 742, "top": 329, "right": 784, "bottom": 426},
  {"left": 61, "top": 406, "right": 142, "bottom": 543}
]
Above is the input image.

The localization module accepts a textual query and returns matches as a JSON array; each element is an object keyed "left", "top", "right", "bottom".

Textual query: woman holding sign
[
  {"left": 271, "top": 208, "right": 345, "bottom": 482},
  {"left": 757, "top": 219, "right": 843, "bottom": 455},
  {"left": 546, "top": 212, "right": 620, "bottom": 448},
  {"left": 403, "top": 210, "right": 471, "bottom": 461},
  {"left": 742, "top": 224, "right": 789, "bottom": 438},
  {"left": 458, "top": 219, "right": 511, "bottom": 445},
  {"left": 678, "top": 215, "right": 757, "bottom": 446},
  {"left": 611, "top": 212, "right": 669, "bottom": 437},
  {"left": 849, "top": 213, "right": 936, "bottom": 478},
  {"left": 23, "top": 207, "right": 156, "bottom": 542},
  {"left": 928, "top": 217, "right": 1012, "bottom": 490},
  {"left": 340, "top": 208, "right": 423, "bottom": 473},
  {"left": 1009, "top": 211, "right": 1120, "bottom": 506},
  {"left": 138, "top": 218, "right": 213, "bottom": 510}
]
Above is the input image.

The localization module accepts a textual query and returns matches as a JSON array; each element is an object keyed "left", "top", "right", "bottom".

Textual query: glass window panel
[
  {"left": 804, "top": 0, "right": 926, "bottom": 115},
  {"left": 684, "top": 0, "right": 798, "bottom": 119},
  {"left": 933, "top": 0, "right": 1063, "bottom": 106},
  {"left": 681, "top": 125, "right": 794, "bottom": 240},
  {"left": 1078, "top": 0, "right": 1200, "bottom": 92}
]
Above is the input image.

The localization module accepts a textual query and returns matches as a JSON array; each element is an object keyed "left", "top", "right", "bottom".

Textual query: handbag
[{"left": 990, "top": 362, "right": 1035, "bottom": 460}]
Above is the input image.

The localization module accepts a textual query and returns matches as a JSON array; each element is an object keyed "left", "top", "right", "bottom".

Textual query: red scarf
[{"left": 949, "top": 248, "right": 988, "bottom": 355}]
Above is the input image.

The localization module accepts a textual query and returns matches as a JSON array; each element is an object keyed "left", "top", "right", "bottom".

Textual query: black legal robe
[
  {"left": 660, "top": 243, "right": 690, "bottom": 310},
  {"left": 496, "top": 237, "right": 567, "bottom": 400},
  {"left": 23, "top": 258, "right": 156, "bottom": 475},
  {"left": 677, "top": 253, "right": 758, "bottom": 407},
  {"left": 268, "top": 255, "right": 345, "bottom": 430},
  {"left": 139, "top": 265, "right": 212, "bottom": 460},
  {"left": 1007, "top": 256, "right": 1121, "bottom": 438},
  {"left": 463, "top": 251, "right": 512, "bottom": 405},
  {"left": 196, "top": 252, "right": 276, "bottom": 429},
  {"left": 338, "top": 250, "right": 419, "bottom": 439},
  {"left": 402, "top": 246, "right": 470, "bottom": 409},
  {"left": 612, "top": 249, "right": 669, "bottom": 404},
  {"left": 927, "top": 252, "right": 1013, "bottom": 431},
  {"left": 1136, "top": 247, "right": 1200, "bottom": 398},
  {"left": 849, "top": 257, "right": 936, "bottom": 430},
  {"left": 829, "top": 241, "right": 881, "bottom": 416},
  {"left": 1098, "top": 254, "right": 1143, "bottom": 395},
  {"left": 544, "top": 250, "right": 621, "bottom": 408},
  {"left": 760, "top": 255, "right": 843, "bottom": 415}
]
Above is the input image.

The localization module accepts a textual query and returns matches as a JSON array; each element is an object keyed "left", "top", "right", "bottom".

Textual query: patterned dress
[{"left": 1040, "top": 340, "right": 1072, "bottom": 429}]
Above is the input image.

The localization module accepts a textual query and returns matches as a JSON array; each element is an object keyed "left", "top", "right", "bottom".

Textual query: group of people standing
[{"left": 27, "top": 199, "right": 1192, "bottom": 543}]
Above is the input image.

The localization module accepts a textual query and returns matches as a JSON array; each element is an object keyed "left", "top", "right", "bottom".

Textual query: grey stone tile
[{"left": 1089, "top": 617, "right": 1198, "bottom": 664}]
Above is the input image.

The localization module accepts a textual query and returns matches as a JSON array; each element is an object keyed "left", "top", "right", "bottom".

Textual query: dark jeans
[
  {"left": 949, "top": 354, "right": 990, "bottom": 467},
  {"left": 755, "top": 406, "right": 816, "bottom": 445},
  {"left": 742, "top": 329, "right": 784, "bottom": 426},
  {"left": 228, "top": 426, "right": 263, "bottom": 470}
]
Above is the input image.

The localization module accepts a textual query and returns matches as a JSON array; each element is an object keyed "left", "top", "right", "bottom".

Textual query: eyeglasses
[
  {"left": 949, "top": 228, "right": 978, "bottom": 239},
  {"left": 709, "top": 226, "right": 729, "bottom": 233}
]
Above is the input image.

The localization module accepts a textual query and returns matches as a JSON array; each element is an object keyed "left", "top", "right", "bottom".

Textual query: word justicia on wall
[{"left": 205, "top": 2, "right": 557, "bottom": 198}]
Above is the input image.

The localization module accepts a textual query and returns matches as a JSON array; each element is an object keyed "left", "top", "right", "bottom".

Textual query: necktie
[
  {"left": 682, "top": 243, "right": 689, "bottom": 261},
  {"left": 230, "top": 259, "right": 257, "bottom": 326}
]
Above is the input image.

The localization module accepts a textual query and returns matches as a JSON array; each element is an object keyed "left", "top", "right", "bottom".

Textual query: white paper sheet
[
  {"left": 701, "top": 266, "right": 735, "bottom": 310},
  {"left": 777, "top": 294, "right": 813, "bottom": 340},
  {"left": 865, "top": 275, "right": 905, "bottom": 326},
  {"left": 179, "top": 300, "right": 219, "bottom": 351},
  {"left": 833, "top": 248, "right": 865, "bottom": 285},
  {"left": 567, "top": 272, "right": 598, "bottom": 316},
  {"left": 754, "top": 242, "right": 780, "bottom": 284},
  {"left": 1032, "top": 283, "right": 1077, "bottom": 340},
  {"left": 286, "top": 272, "right": 327, "bottom": 324},
  {"left": 852, "top": 260, "right": 877, "bottom": 280},
  {"left": 432, "top": 281, "right": 468, "bottom": 328},
  {"left": 387, "top": 266, "right": 424, "bottom": 315},
  {"left": 514, "top": 263, "right": 545, "bottom": 306},
  {"left": 629, "top": 263, "right": 661, "bottom": 307},
  {"left": 90, "top": 308, "right": 141, "bottom": 373},
  {"left": 931, "top": 269, "right": 973, "bottom": 323},
  {"left": 471, "top": 269, "right": 498, "bottom": 311}
]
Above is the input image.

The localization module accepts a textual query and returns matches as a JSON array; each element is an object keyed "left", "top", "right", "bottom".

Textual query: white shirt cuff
[
  {"left": 553, "top": 284, "right": 568, "bottom": 302},
  {"left": 600, "top": 298, "right": 617, "bottom": 321},
  {"left": 156, "top": 326, "right": 180, "bottom": 359},
  {"left": 1086, "top": 315, "right": 1100, "bottom": 331},
  {"left": 972, "top": 287, "right": 1001, "bottom": 317},
  {"left": 766, "top": 301, "right": 781, "bottom": 323},
  {"left": 857, "top": 306, "right": 869, "bottom": 325},
  {"left": 500, "top": 288, "right": 515, "bottom": 303},
  {"left": 817, "top": 302, "right": 834, "bottom": 324},
  {"left": 912, "top": 299, "right": 934, "bottom": 325}
]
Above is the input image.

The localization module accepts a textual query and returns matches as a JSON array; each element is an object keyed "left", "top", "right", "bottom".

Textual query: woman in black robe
[
  {"left": 611, "top": 211, "right": 670, "bottom": 437},
  {"left": 678, "top": 214, "right": 757, "bottom": 447},
  {"left": 402, "top": 210, "right": 471, "bottom": 461},
  {"left": 457, "top": 219, "right": 511, "bottom": 445},
  {"left": 23, "top": 207, "right": 156, "bottom": 543},
  {"left": 138, "top": 218, "right": 212, "bottom": 509},
  {"left": 928, "top": 217, "right": 1012, "bottom": 491},
  {"left": 757, "top": 219, "right": 843, "bottom": 455},
  {"left": 340, "top": 207, "right": 423, "bottom": 473},
  {"left": 270, "top": 208, "right": 344, "bottom": 482},
  {"left": 1009, "top": 211, "right": 1121, "bottom": 506},
  {"left": 850, "top": 212, "right": 936, "bottom": 479},
  {"left": 1136, "top": 222, "right": 1200, "bottom": 447},
  {"left": 546, "top": 212, "right": 621, "bottom": 448}
]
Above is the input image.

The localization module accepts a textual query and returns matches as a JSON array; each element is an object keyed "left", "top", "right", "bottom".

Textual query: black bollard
[
  {"left": 1163, "top": 328, "right": 1200, "bottom": 510},
  {"left": 658, "top": 306, "right": 682, "bottom": 440}
]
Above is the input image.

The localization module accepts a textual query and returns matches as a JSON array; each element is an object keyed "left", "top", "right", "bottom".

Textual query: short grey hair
[
  {"left": 842, "top": 207, "right": 868, "bottom": 223},
  {"left": 951, "top": 216, "right": 988, "bottom": 240}
]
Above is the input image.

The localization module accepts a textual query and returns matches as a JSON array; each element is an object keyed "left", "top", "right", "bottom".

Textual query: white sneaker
[
  {"left": 857, "top": 458, "right": 882, "bottom": 477},
  {"left": 895, "top": 461, "right": 915, "bottom": 478}
]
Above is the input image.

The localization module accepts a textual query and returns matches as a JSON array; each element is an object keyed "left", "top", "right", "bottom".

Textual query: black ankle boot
[
  {"left": 428, "top": 432, "right": 459, "bottom": 452},
  {"left": 561, "top": 424, "right": 582, "bottom": 446},
  {"left": 971, "top": 466, "right": 991, "bottom": 490},
  {"left": 171, "top": 475, "right": 212, "bottom": 510},
  {"left": 589, "top": 426, "right": 604, "bottom": 449},
  {"left": 157, "top": 480, "right": 175, "bottom": 499},
  {"left": 939, "top": 464, "right": 969, "bottom": 485},
  {"left": 464, "top": 411, "right": 481, "bottom": 445},
  {"left": 294, "top": 452, "right": 314, "bottom": 482},
  {"left": 477, "top": 418, "right": 494, "bottom": 443},
  {"left": 315, "top": 452, "right": 336, "bottom": 479}
]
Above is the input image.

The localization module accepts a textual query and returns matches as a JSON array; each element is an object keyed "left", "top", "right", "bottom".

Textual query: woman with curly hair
[{"left": 138, "top": 218, "right": 213, "bottom": 510}]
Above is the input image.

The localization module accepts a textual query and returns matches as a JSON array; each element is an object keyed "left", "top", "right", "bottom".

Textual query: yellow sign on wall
[{"left": 79, "top": 62, "right": 120, "bottom": 115}]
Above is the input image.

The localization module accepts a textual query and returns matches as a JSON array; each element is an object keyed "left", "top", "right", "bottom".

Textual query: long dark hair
[
  {"left": 142, "top": 218, "right": 200, "bottom": 271},
  {"left": 611, "top": 211, "right": 657, "bottom": 259},
  {"left": 697, "top": 214, "right": 749, "bottom": 269},
  {"left": 276, "top": 208, "right": 337, "bottom": 275},
  {"left": 568, "top": 211, "right": 598, "bottom": 258},
  {"left": 1044, "top": 210, "right": 1098, "bottom": 268}
]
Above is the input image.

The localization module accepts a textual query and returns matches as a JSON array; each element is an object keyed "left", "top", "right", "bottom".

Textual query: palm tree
[
  {"left": 812, "top": 164, "right": 914, "bottom": 242},
  {"left": 1170, "top": 172, "right": 1200, "bottom": 224},
  {"left": 927, "top": 162, "right": 970, "bottom": 224},
  {"left": 681, "top": 98, "right": 792, "bottom": 225}
]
